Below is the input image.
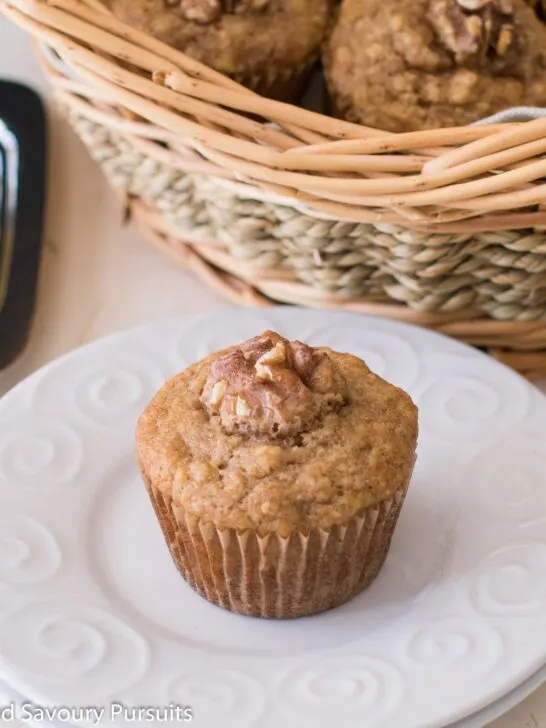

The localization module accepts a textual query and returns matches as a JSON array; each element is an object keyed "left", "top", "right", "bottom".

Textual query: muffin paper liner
[
  {"left": 234, "top": 61, "right": 316, "bottom": 104},
  {"left": 142, "top": 467, "right": 413, "bottom": 619}
]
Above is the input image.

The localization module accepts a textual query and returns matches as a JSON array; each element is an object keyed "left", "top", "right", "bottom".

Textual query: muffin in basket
[
  {"left": 136, "top": 330, "right": 418, "bottom": 619},
  {"left": 323, "top": 0, "right": 546, "bottom": 132},
  {"left": 110, "top": 0, "right": 329, "bottom": 102}
]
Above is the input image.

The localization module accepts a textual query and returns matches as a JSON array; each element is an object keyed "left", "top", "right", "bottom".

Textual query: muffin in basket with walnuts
[
  {"left": 110, "top": 0, "right": 330, "bottom": 101},
  {"left": 136, "top": 330, "right": 418, "bottom": 619},
  {"left": 323, "top": 0, "right": 546, "bottom": 132}
]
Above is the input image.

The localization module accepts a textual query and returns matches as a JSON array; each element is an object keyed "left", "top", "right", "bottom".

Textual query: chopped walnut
[
  {"left": 200, "top": 331, "right": 347, "bottom": 438},
  {"left": 235, "top": 395, "right": 251, "bottom": 417},
  {"left": 431, "top": 0, "right": 516, "bottom": 63},
  {"left": 165, "top": 0, "right": 268, "bottom": 23},
  {"left": 167, "top": 0, "right": 221, "bottom": 23},
  {"left": 209, "top": 379, "right": 227, "bottom": 408}
]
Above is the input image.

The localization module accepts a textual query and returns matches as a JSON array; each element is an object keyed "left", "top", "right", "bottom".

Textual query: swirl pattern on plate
[
  {"left": 0, "top": 516, "right": 61, "bottom": 586},
  {"left": 468, "top": 440, "right": 546, "bottom": 526},
  {"left": 278, "top": 656, "right": 404, "bottom": 726},
  {"left": 470, "top": 542, "right": 546, "bottom": 618},
  {"left": 0, "top": 418, "right": 83, "bottom": 491},
  {"left": 32, "top": 354, "right": 167, "bottom": 428},
  {"left": 403, "top": 618, "right": 503, "bottom": 674},
  {"left": 414, "top": 354, "right": 532, "bottom": 440},
  {"left": 295, "top": 326, "right": 420, "bottom": 392},
  {"left": 0, "top": 601, "right": 149, "bottom": 700},
  {"left": 166, "top": 669, "right": 266, "bottom": 728}
]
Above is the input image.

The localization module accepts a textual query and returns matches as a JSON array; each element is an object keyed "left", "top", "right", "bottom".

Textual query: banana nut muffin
[
  {"left": 136, "top": 330, "right": 418, "bottom": 618},
  {"left": 323, "top": 0, "right": 546, "bottom": 132},
  {"left": 110, "top": 0, "right": 330, "bottom": 101}
]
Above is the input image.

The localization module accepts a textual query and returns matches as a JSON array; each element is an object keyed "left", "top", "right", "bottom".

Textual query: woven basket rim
[
  {"left": 4, "top": 0, "right": 546, "bottom": 379},
  {"left": 3, "top": 0, "right": 546, "bottom": 233}
]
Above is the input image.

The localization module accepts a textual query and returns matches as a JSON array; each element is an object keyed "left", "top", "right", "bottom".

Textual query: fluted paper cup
[
  {"left": 235, "top": 61, "right": 316, "bottom": 104},
  {"left": 141, "top": 467, "right": 412, "bottom": 619}
]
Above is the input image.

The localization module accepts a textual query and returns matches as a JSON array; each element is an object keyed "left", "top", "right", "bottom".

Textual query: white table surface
[{"left": 0, "top": 18, "right": 545, "bottom": 728}]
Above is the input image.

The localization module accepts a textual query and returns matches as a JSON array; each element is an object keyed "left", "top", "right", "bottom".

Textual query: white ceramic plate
[
  {"left": 1, "top": 308, "right": 546, "bottom": 728},
  {"left": 2, "top": 659, "right": 545, "bottom": 728}
]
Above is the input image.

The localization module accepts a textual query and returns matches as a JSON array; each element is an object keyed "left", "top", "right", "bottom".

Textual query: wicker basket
[{"left": 4, "top": 0, "right": 546, "bottom": 378}]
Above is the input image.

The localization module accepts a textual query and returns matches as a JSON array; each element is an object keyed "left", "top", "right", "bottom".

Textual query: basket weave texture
[{"left": 4, "top": 0, "right": 546, "bottom": 378}]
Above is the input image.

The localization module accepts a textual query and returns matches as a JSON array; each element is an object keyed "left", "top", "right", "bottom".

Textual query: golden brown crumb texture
[{"left": 137, "top": 330, "right": 418, "bottom": 535}]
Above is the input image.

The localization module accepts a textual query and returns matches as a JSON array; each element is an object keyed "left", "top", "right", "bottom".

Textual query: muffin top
[
  {"left": 323, "top": 0, "right": 546, "bottom": 132},
  {"left": 136, "top": 331, "right": 418, "bottom": 535},
  {"left": 110, "top": 0, "right": 329, "bottom": 79}
]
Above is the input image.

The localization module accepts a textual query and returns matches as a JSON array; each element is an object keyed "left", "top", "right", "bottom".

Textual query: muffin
[
  {"left": 136, "top": 330, "right": 418, "bottom": 619},
  {"left": 323, "top": 0, "right": 546, "bottom": 132},
  {"left": 110, "top": 0, "right": 330, "bottom": 102},
  {"left": 526, "top": 0, "right": 546, "bottom": 20}
]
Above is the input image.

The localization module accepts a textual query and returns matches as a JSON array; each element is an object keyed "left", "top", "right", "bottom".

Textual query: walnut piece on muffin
[
  {"left": 200, "top": 330, "right": 348, "bottom": 438},
  {"left": 136, "top": 330, "right": 418, "bottom": 618},
  {"left": 137, "top": 329, "right": 417, "bottom": 533},
  {"left": 323, "top": 0, "right": 546, "bottom": 132}
]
